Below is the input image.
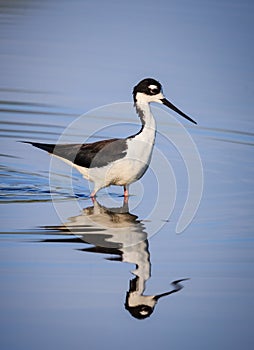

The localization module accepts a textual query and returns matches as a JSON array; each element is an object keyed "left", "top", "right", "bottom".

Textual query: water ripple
[{"left": 195, "top": 125, "right": 254, "bottom": 146}]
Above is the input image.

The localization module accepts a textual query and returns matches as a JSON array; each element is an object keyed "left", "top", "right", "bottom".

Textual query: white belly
[{"left": 71, "top": 136, "right": 154, "bottom": 189}]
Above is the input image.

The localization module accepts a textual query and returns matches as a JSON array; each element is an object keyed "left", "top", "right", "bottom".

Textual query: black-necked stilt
[{"left": 24, "top": 78, "right": 196, "bottom": 197}]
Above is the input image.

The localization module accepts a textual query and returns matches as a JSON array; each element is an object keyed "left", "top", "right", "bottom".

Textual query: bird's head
[{"left": 133, "top": 78, "right": 197, "bottom": 124}]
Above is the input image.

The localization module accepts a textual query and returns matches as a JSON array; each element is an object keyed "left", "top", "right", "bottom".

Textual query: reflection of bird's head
[
  {"left": 125, "top": 303, "right": 155, "bottom": 320},
  {"left": 125, "top": 278, "right": 189, "bottom": 320},
  {"left": 124, "top": 276, "right": 157, "bottom": 320}
]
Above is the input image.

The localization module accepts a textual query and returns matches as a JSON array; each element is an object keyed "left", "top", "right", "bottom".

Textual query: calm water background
[{"left": 1, "top": 1, "right": 254, "bottom": 349}]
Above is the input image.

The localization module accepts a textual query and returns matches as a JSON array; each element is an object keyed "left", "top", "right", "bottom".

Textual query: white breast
[{"left": 53, "top": 102, "right": 157, "bottom": 193}]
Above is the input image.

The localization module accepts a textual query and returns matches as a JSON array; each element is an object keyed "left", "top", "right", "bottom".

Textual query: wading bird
[{"left": 24, "top": 78, "right": 196, "bottom": 197}]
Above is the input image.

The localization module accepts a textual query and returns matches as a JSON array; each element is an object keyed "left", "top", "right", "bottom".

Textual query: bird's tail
[{"left": 20, "top": 141, "right": 55, "bottom": 154}]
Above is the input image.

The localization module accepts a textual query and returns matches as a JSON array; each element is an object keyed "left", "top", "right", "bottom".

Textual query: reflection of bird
[
  {"left": 44, "top": 198, "right": 189, "bottom": 319},
  {"left": 24, "top": 78, "right": 196, "bottom": 197}
]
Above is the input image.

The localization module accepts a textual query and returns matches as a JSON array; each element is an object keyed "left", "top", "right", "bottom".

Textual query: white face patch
[
  {"left": 135, "top": 91, "right": 164, "bottom": 104},
  {"left": 148, "top": 84, "right": 158, "bottom": 91}
]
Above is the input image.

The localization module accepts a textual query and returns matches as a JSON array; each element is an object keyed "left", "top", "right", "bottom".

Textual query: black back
[{"left": 23, "top": 139, "right": 128, "bottom": 168}]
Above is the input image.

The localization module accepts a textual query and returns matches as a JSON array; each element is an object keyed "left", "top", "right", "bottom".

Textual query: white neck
[{"left": 134, "top": 102, "right": 156, "bottom": 140}]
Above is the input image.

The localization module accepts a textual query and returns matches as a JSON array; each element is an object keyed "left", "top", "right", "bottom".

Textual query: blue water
[{"left": 1, "top": 1, "right": 254, "bottom": 350}]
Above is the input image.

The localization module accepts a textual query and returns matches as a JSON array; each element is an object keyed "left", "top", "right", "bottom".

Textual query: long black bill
[{"left": 161, "top": 98, "right": 197, "bottom": 124}]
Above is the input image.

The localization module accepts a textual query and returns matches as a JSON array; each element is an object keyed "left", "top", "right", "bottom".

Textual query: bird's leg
[
  {"left": 123, "top": 185, "right": 129, "bottom": 204},
  {"left": 123, "top": 185, "right": 129, "bottom": 197},
  {"left": 90, "top": 191, "right": 96, "bottom": 201}
]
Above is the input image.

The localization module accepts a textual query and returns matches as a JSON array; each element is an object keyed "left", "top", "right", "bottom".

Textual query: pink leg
[{"left": 123, "top": 185, "right": 129, "bottom": 197}]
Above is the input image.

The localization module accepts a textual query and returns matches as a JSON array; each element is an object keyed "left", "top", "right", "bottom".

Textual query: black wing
[{"left": 23, "top": 138, "right": 128, "bottom": 168}]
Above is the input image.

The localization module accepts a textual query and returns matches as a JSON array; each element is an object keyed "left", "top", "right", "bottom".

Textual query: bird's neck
[{"left": 135, "top": 102, "right": 156, "bottom": 137}]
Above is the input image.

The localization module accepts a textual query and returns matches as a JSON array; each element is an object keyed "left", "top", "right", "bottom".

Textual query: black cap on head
[{"left": 133, "top": 78, "right": 162, "bottom": 102}]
